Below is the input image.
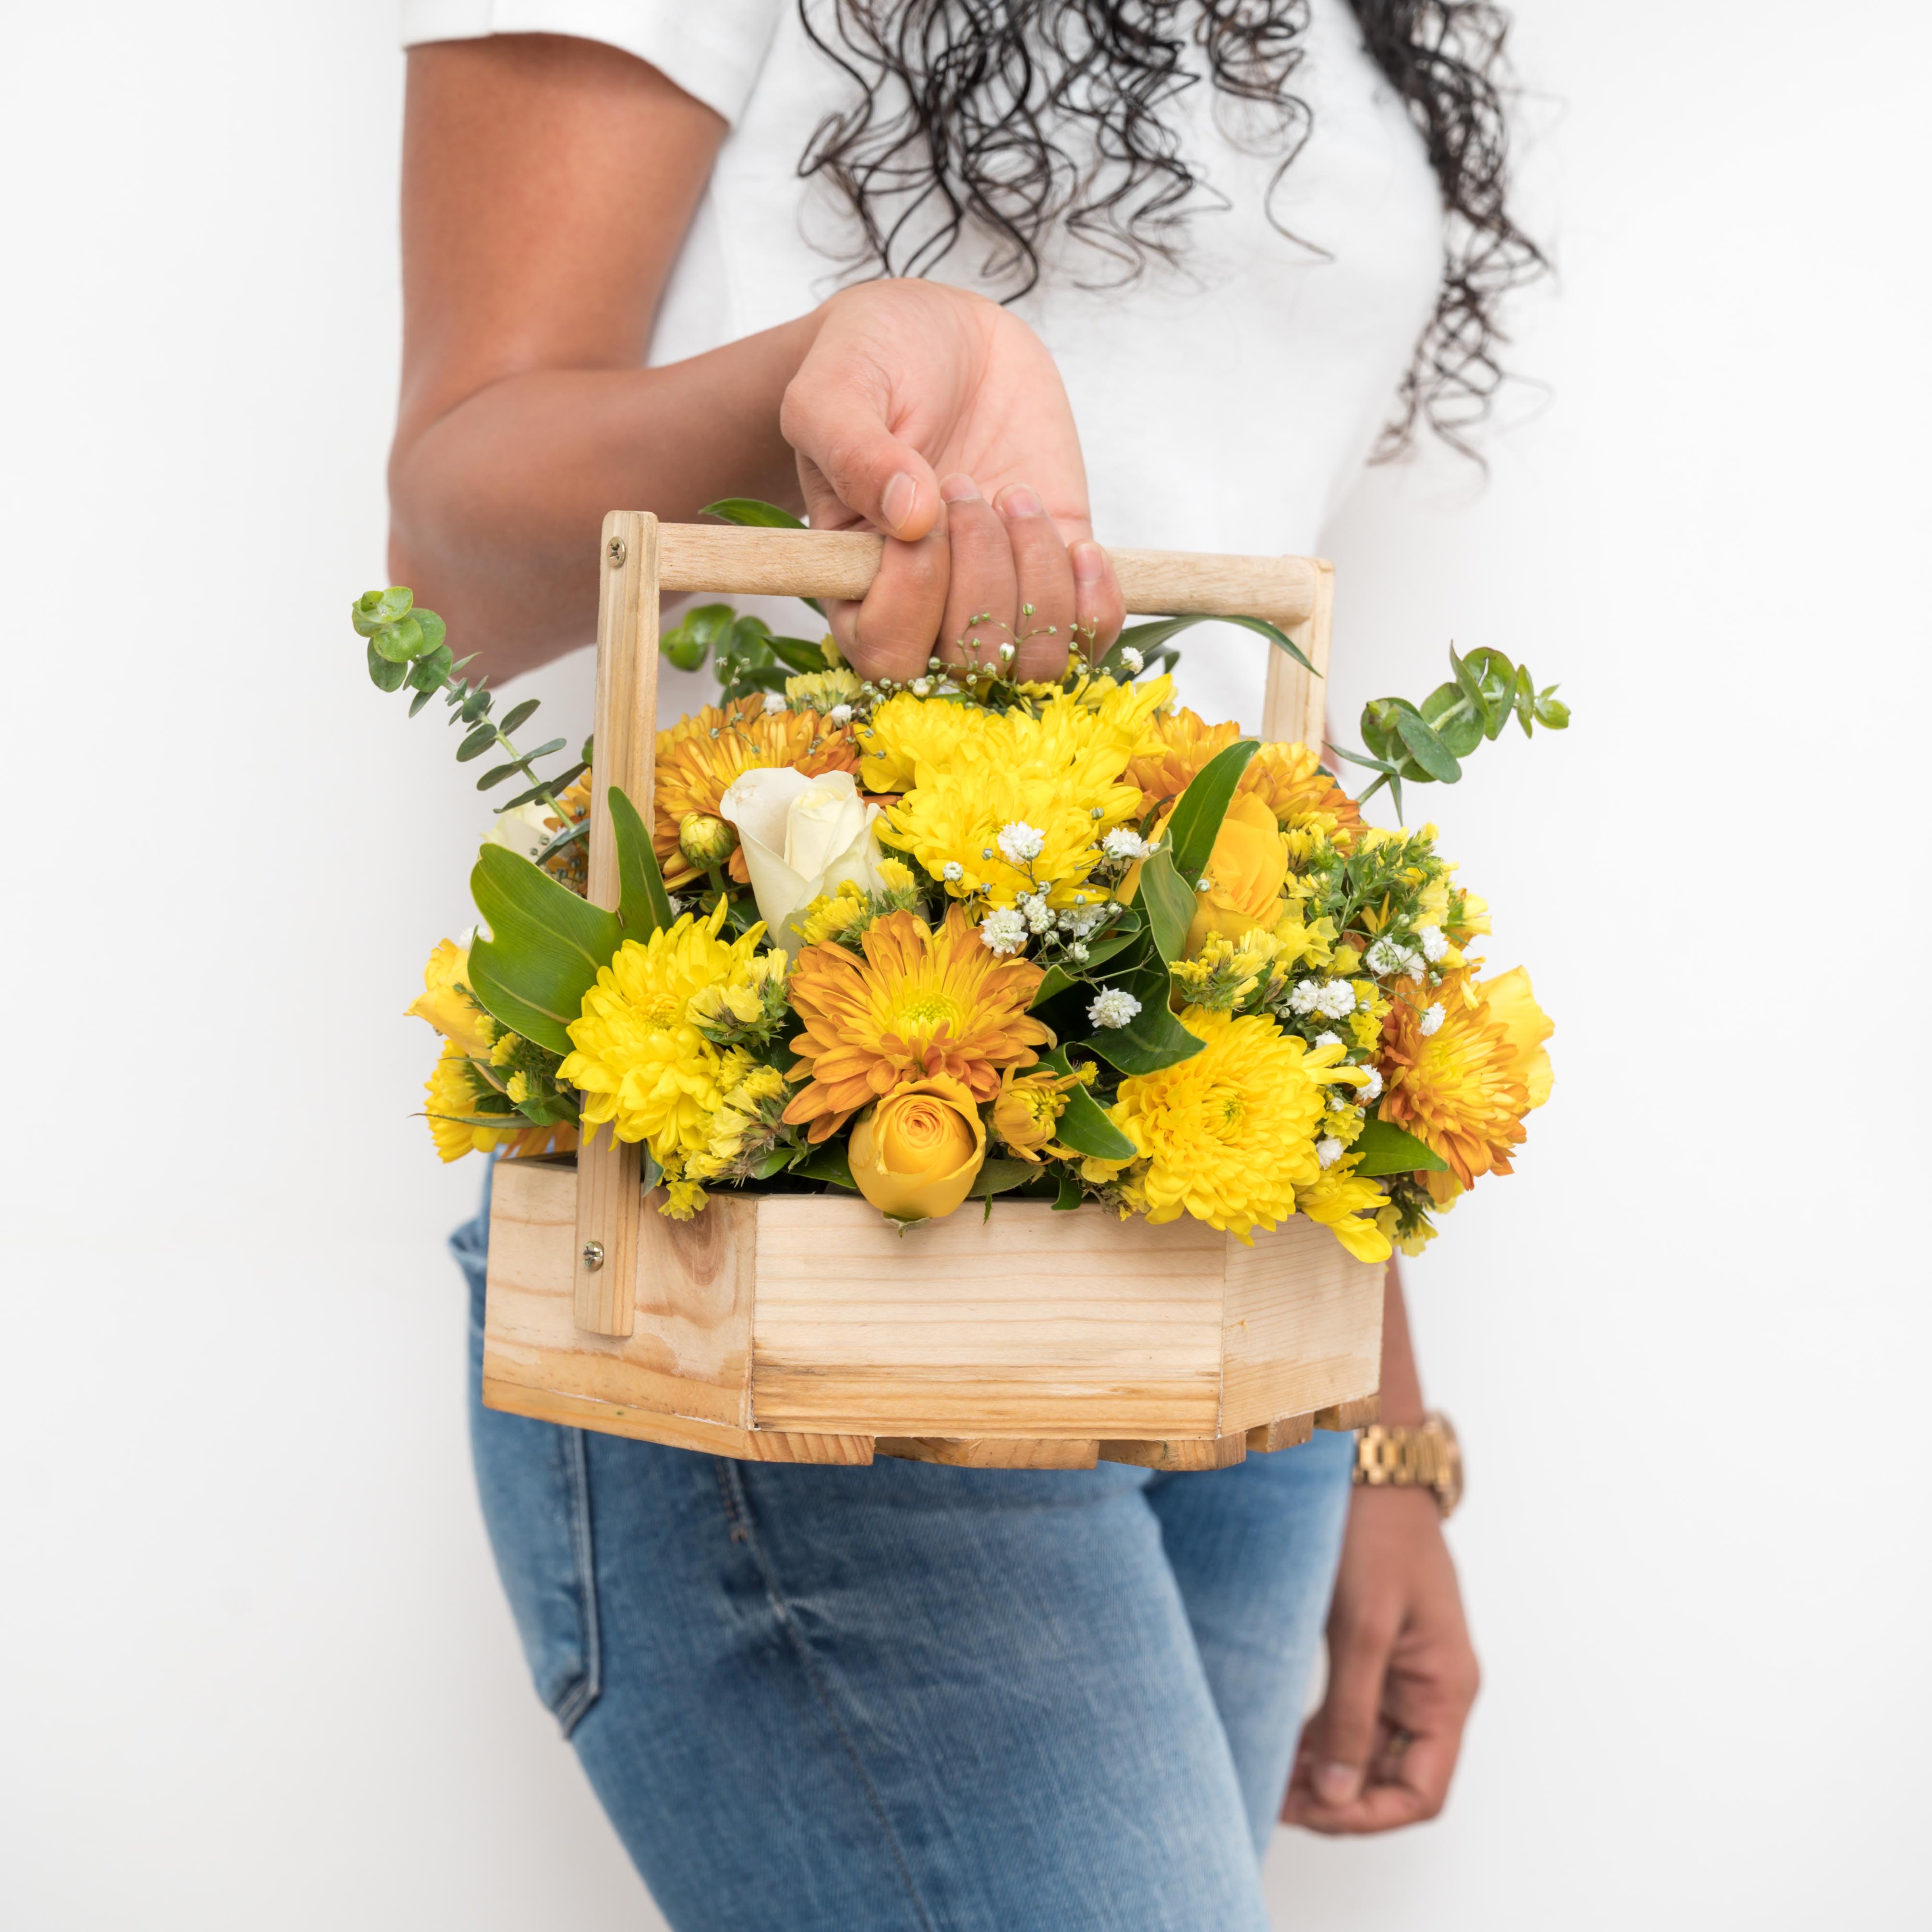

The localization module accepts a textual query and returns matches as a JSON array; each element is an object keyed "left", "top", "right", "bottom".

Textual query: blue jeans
[{"left": 454, "top": 1183, "right": 1352, "bottom": 1932}]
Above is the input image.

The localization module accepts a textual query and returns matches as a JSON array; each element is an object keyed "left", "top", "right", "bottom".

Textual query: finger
[
  {"left": 1069, "top": 540, "right": 1126, "bottom": 665},
  {"left": 1302, "top": 1617, "right": 1398, "bottom": 1813},
  {"left": 935, "top": 475, "right": 1018, "bottom": 672},
  {"left": 829, "top": 520, "right": 951, "bottom": 687},
  {"left": 994, "top": 484, "right": 1076, "bottom": 680},
  {"left": 781, "top": 373, "right": 942, "bottom": 542}
]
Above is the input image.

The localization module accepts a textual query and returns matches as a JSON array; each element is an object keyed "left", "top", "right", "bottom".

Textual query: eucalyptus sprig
[
  {"left": 1327, "top": 643, "right": 1569, "bottom": 819},
  {"left": 352, "top": 587, "right": 589, "bottom": 821}
]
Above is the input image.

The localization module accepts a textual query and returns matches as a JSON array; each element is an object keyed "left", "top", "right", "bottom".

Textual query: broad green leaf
[
  {"left": 1028, "top": 922, "right": 1146, "bottom": 1007},
  {"left": 700, "top": 497, "right": 806, "bottom": 530},
  {"left": 366, "top": 641, "right": 406, "bottom": 692},
  {"left": 969, "top": 1158, "right": 1036, "bottom": 1201},
  {"left": 466, "top": 844, "right": 622, "bottom": 1056},
  {"left": 499, "top": 698, "right": 541, "bottom": 735},
  {"left": 1134, "top": 846, "right": 1195, "bottom": 965},
  {"left": 792, "top": 1141, "right": 857, "bottom": 1189},
  {"left": 1039, "top": 1047, "right": 1136, "bottom": 1160},
  {"left": 1351, "top": 1118, "right": 1449, "bottom": 1177},
  {"left": 764, "top": 634, "right": 829, "bottom": 675},
  {"left": 1053, "top": 1169, "right": 1086, "bottom": 1211},
  {"left": 1101, "top": 613, "right": 1317, "bottom": 678},
  {"left": 1079, "top": 966, "right": 1203, "bottom": 1075},
  {"left": 608, "top": 785, "right": 674, "bottom": 935},
  {"left": 750, "top": 1148, "right": 795, "bottom": 1181},
  {"left": 1391, "top": 708, "right": 1461, "bottom": 783},
  {"left": 1165, "top": 738, "right": 1259, "bottom": 883}
]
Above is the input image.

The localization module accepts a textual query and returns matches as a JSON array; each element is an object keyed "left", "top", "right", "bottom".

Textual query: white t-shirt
[{"left": 400, "top": 0, "right": 1443, "bottom": 731}]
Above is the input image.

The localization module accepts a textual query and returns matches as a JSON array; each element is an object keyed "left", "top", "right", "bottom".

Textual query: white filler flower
[
  {"left": 997, "top": 821, "right": 1047, "bottom": 866},
  {"left": 1102, "top": 827, "right": 1150, "bottom": 862},
  {"left": 1419, "top": 1002, "right": 1446, "bottom": 1037},
  {"left": 1088, "top": 987, "right": 1143, "bottom": 1029},
  {"left": 1418, "top": 923, "right": 1449, "bottom": 963},
  {"left": 1316, "top": 1136, "right": 1345, "bottom": 1168},
  {"left": 979, "top": 907, "right": 1028, "bottom": 954}
]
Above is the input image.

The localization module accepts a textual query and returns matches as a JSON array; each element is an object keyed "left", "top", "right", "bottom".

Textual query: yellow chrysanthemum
[
  {"left": 853, "top": 692, "right": 991, "bottom": 793},
  {"left": 407, "top": 939, "right": 495, "bottom": 1058},
  {"left": 784, "top": 666, "right": 862, "bottom": 712},
  {"left": 558, "top": 902, "right": 782, "bottom": 1163},
  {"left": 1106, "top": 1007, "right": 1363, "bottom": 1242},
  {"left": 783, "top": 905, "right": 1051, "bottom": 1141},
  {"left": 879, "top": 711, "right": 1143, "bottom": 907},
  {"left": 423, "top": 1040, "right": 577, "bottom": 1163},
  {"left": 1295, "top": 1157, "right": 1393, "bottom": 1263},
  {"left": 653, "top": 696, "right": 858, "bottom": 888},
  {"left": 1377, "top": 964, "right": 1553, "bottom": 1201}
]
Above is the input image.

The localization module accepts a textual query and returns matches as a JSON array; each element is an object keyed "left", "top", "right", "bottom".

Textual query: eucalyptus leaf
[
  {"left": 456, "top": 723, "right": 496, "bottom": 762},
  {"left": 1391, "top": 708, "right": 1461, "bottom": 783},
  {"left": 1351, "top": 1117, "right": 1449, "bottom": 1177},
  {"left": 351, "top": 586, "right": 413, "bottom": 637},
  {"left": 1533, "top": 688, "right": 1570, "bottom": 729},
  {"left": 370, "top": 614, "right": 424, "bottom": 663},
  {"left": 499, "top": 698, "right": 541, "bottom": 735},
  {"left": 1421, "top": 683, "right": 1484, "bottom": 757},
  {"left": 476, "top": 761, "right": 523, "bottom": 791},
  {"left": 408, "top": 686, "right": 436, "bottom": 717},
  {"left": 366, "top": 641, "right": 407, "bottom": 692},
  {"left": 498, "top": 764, "right": 587, "bottom": 812},
  {"left": 518, "top": 737, "right": 567, "bottom": 763}
]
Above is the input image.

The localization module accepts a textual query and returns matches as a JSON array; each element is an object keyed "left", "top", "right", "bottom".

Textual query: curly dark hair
[{"left": 797, "top": 0, "right": 1545, "bottom": 455}]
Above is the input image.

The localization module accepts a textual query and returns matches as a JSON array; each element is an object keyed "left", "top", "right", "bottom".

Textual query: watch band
[{"left": 1352, "top": 1411, "right": 1463, "bottom": 1519}]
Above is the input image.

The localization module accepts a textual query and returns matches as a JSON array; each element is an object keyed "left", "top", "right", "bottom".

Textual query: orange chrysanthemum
[
  {"left": 782, "top": 906, "right": 1052, "bottom": 1142},
  {"left": 1377, "top": 965, "right": 1553, "bottom": 1201},
  {"left": 1125, "top": 709, "right": 1362, "bottom": 847},
  {"left": 652, "top": 697, "right": 858, "bottom": 888}
]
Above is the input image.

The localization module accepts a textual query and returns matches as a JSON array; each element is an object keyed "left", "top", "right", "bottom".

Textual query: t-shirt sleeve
[{"left": 399, "top": 1, "right": 785, "bottom": 126}]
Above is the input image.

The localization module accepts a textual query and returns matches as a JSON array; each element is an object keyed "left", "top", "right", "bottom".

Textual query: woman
[{"left": 400, "top": 5, "right": 1530, "bottom": 1924}]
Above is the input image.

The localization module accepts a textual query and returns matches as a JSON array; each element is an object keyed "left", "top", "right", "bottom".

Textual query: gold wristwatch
[{"left": 1352, "top": 1411, "right": 1463, "bottom": 1519}]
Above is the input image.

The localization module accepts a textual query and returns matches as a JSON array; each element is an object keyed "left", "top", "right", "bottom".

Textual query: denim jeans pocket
[{"left": 461, "top": 1211, "right": 602, "bottom": 1736}]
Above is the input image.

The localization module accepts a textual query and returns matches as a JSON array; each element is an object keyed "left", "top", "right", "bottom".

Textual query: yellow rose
[
  {"left": 1476, "top": 965, "right": 1554, "bottom": 1109},
  {"left": 849, "top": 1076, "right": 987, "bottom": 1221},
  {"left": 1187, "top": 791, "right": 1290, "bottom": 952},
  {"left": 407, "top": 938, "right": 495, "bottom": 1057}
]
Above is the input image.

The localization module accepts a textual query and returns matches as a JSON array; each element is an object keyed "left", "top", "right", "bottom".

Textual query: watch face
[{"left": 1429, "top": 1411, "right": 1465, "bottom": 1518}]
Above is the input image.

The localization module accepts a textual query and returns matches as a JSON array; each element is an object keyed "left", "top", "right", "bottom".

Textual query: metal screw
[
  {"left": 581, "top": 1240, "right": 605, "bottom": 1270},
  {"left": 607, "top": 536, "right": 628, "bottom": 568}
]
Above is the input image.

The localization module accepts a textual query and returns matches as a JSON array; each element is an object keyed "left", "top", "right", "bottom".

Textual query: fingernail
[
  {"left": 1314, "top": 1762, "right": 1362, "bottom": 1804},
  {"left": 997, "top": 483, "right": 1042, "bottom": 518},
  {"left": 881, "top": 471, "right": 918, "bottom": 532},
  {"left": 1071, "top": 540, "right": 1106, "bottom": 584},
  {"left": 938, "top": 473, "right": 981, "bottom": 505}
]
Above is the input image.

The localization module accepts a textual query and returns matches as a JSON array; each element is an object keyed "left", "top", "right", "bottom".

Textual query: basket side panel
[
  {"left": 749, "top": 1198, "right": 1225, "bottom": 1437},
  {"left": 1220, "top": 1221, "right": 1385, "bottom": 1434},
  {"left": 485, "top": 1162, "right": 756, "bottom": 1428}
]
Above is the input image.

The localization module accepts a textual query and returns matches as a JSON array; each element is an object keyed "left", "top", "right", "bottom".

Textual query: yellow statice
[
  {"left": 1170, "top": 929, "right": 1286, "bottom": 1011},
  {"left": 407, "top": 939, "right": 495, "bottom": 1058},
  {"left": 1101, "top": 1008, "right": 1365, "bottom": 1243},
  {"left": 683, "top": 1061, "right": 791, "bottom": 1185},
  {"left": 795, "top": 879, "right": 871, "bottom": 947},
  {"left": 558, "top": 902, "right": 783, "bottom": 1166}
]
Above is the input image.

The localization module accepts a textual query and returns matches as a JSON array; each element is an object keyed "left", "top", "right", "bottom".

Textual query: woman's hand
[
  {"left": 1281, "top": 1485, "right": 1480, "bottom": 1834},
  {"left": 781, "top": 280, "right": 1124, "bottom": 684}
]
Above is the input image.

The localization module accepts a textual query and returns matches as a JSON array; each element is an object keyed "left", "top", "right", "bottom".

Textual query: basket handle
[{"left": 570, "top": 514, "right": 1335, "bottom": 1337}]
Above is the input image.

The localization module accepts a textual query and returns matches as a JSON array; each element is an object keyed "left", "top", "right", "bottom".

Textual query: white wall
[{"left": 2, "top": 4, "right": 1923, "bottom": 1927}]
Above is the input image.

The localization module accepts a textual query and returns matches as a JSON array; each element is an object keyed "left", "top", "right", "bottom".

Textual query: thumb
[
  {"left": 780, "top": 363, "right": 942, "bottom": 543},
  {"left": 1305, "top": 1617, "right": 1396, "bottom": 1808}
]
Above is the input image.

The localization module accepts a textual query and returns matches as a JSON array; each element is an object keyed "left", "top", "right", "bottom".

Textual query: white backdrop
[{"left": 3, "top": 4, "right": 1925, "bottom": 1926}]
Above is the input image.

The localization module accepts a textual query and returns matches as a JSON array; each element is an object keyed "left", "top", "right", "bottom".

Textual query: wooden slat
[
  {"left": 749, "top": 1196, "right": 1224, "bottom": 1438},
  {"left": 573, "top": 512, "right": 659, "bottom": 1338},
  {"left": 1246, "top": 1412, "right": 1316, "bottom": 1454},
  {"left": 482, "top": 1378, "right": 874, "bottom": 1464},
  {"left": 1261, "top": 556, "right": 1334, "bottom": 751},
  {"left": 1314, "top": 1395, "right": 1382, "bottom": 1431},
  {"left": 876, "top": 1437, "right": 1100, "bottom": 1470},
  {"left": 656, "top": 523, "right": 1319, "bottom": 627},
  {"left": 1099, "top": 1435, "right": 1248, "bottom": 1473},
  {"left": 1220, "top": 1224, "right": 1384, "bottom": 1435}
]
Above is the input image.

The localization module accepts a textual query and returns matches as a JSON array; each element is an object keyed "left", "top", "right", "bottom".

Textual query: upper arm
[{"left": 394, "top": 34, "right": 725, "bottom": 454}]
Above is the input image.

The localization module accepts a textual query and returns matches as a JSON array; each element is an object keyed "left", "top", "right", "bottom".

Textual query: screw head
[
  {"left": 606, "top": 536, "right": 628, "bottom": 568},
  {"left": 581, "top": 1240, "right": 605, "bottom": 1270}
]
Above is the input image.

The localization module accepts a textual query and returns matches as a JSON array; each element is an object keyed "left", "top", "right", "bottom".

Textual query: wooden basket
[{"left": 482, "top": 516, "right": 1385, "bottom": 1471}]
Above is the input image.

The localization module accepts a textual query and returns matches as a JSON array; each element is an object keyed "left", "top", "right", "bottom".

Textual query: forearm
[
  {"left": 1377, "top": 1259, "right": 1426, "bottom": 1427},
  {"left": 387, "top": 310, "right": 822, "bottom": 679}
]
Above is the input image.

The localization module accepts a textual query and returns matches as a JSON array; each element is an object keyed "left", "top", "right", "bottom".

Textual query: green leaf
[
  {"left": 518, "top": 737, "right": 568, "bottom": 763},
  {"left": 413, "top": 610, "right": 446, "bottom": 655},
  {"left": 351, "top": 586, "right": 413, "bottom": 637},
  {"left": 1039, "top": 1047, "right": 1136, "bottom": 1160},
  {"left": 477, "top": 761, "right": 523, "bottom": 791},
  {"left": 370, "top": 614, "right": 425, "bottom": 663},
  {"left": 1165, "top": 738, "right": 1259, "bottom": 883},
  {"left": 1102, "top": 613, "right": 1317, "bottom": 679},
  {"left": 792, "top": 1141, "right": 857, "bottom": 1189},
  {"left": 662, "top": 603, "right": 735, "bottom": 673},
  {"left": 750, "top": 1147, "right": 796, "bottom": 1181},
  {"left": 1029, "top": 922, "right": 1146, "bottom": 1006},
  {"left": 456, "top": 723, "right": 497, "bottom": 762},
  {"left": 499, "top": 698, "right": 541, "bottom": 735},
  {"left": 1420, "top": 682, "right": 1484, "bottom": 758},
  {"left": 608, "top": 785, "right": 674, "bottom": 936},
  {"left": 1533, "top": 687, "right": 1570, "bottom": 729},
  {"left": 764, "top": 634, "right": 828, "bottom": 675},
  {"left": 466, "top": 844, "right": 622, "bottom": 1057},
  {"left": 700, "top": 497, "right": 806, "bottom": 530},
  {"left": 1053, "top": 1169, "right": 1086, "bottom": 1211},
  {"left": 1135, "top": 846, "right": 1196, "bottom": 965},
  {"left": 1351, "top": 1118, "right": 1449, "bottom": 1178},
  {"left": 406, "top": 642, "right": 453, "bottom": 693},
  {"left": 1391, "top": 707, "right": 1461, "bottom": 784},
  {"left": 459, "top": 687, "right": 493, "bottom": 724},
  {"left": 497, "top": 765, "right": 587, "bottom": 812},
  {"left": 366, "top": 640, "right": 407, "bottom": 692},
  {"left": 969, "top": 1158, "right": 1036, "bottom": 1201},
  {"left": 1079, "top": 966, "right": 1203, "bottom": 1075},
  {"left": 408, "top": 686, "right": 436, "bottom": 717}
]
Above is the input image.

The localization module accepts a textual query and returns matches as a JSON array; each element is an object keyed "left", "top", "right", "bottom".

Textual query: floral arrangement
[{"left": 359, "top": 513, "right": 1562, "bottom": 1264}]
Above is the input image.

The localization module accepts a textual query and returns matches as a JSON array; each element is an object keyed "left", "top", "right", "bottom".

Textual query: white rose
[
  {"left": 484, "top": 799, "right": 567, "bottom": 863},
  {"left": 718, "top": 766, "right": 885, "bottom": 955}
]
